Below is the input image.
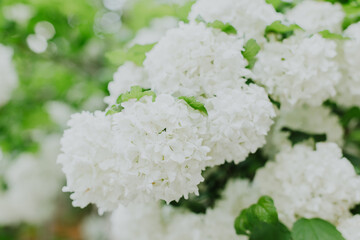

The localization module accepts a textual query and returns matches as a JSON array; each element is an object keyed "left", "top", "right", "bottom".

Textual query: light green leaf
[
  {"left": 265, "top": 0, "right": 295, "bottom": 13},
  {"left": 292, "top": 218, "right": 345, "bottom": 240},
  {"left": 265, "top": 21, "right": 303, "bottom": 39},
  {"left": 242, "top": 39, "right": 261, "bottom": 69},
  {"left": 196, "top": 17, "right": 237, "bottom": 35},
  {"left": 179, "top": 96, "right": 208, "bottom": 115},
  {"left": 106, "top": 86, "right": 156, "bottom": 115},
  {"left": 318, "top": 30, "right": 350, "bottom": 40},
  {"left": 106, "top": 43, "right": 156, "bottom": 67}
]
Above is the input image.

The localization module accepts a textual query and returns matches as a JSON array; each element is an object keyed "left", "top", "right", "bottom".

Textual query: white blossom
[
  {"left": 286, "top": 1, "right": 344, "bottom": 34},
  {"left": 334, "top": 22, "right": 360, "bottom": 108},
  {"left": 204, "top": 85, "right": 275, "bottom": 165},
  {"left": 0, "top": 135, "right": 63, "bottom": 225},
  {"left": 0, "top": 44, "right": 18, "bottom": 106},
  {"left": 104, "top": 62, "right": 149, "bottom": 106},
  {"left": 58, "top": 94, "right": 210, "bottom": 213},
  {"left": 254, "top": 143, "right": 360, "bottom": 226},
  {"left": 253, "top": 33, "right": 341, "bottom": 107},
  {"left": 144, "top": 22, "right": 251, "bottom": 97},
  {"left": 337, "top": 215, "right": 360, "bottom": 240},
  {"left": 188, "top": 0, "right": 282, "bottom": 43}
]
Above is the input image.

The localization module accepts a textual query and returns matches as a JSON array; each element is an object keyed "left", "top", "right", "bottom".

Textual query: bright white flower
[
  {"left": 204, "top": 85, "right": 275, "bottom": 165},
  {"left": 286, "top": 1, "right": 344, "bottom": 34},
  {"left": 0, "top": 135, "right": 63, "bottom": 225},
  {"left": 253, "top": 34, "right": 341, "bottom": 107},
  {"left": 334, "top": 22, "right": 360, "bottom": 108},
  {"left": 188, "top": 0, "right": 282, "bottom": 43},
  {"left": 104, "top": 62, "right": 149, "bottom": 106},
  {"left": 0, "top": 44, "right": 18, "bottom": 106},
  {"left": 337, "top": 215, "right": 360, "bottom": 240},
  {"left": 264, "top": 104, "right": 344, "bottom": 158},
  {"left": 254, "top": 143, "right": 360, "bottom": 226},
  {"left": 59, "top": 94, "right": 210, "bottom": 213},
  {"left": 144, "top": 22, "right": 252, "bottom": 97},
  {"left": 110, "top": 202, "right": 167, "bottom": 240},
  {"left": 130, "top": 17, "right": 178, "bottom": 46}
]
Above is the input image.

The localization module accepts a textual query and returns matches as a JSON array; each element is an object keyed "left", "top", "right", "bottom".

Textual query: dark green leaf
[
  {"left": 179, "top": 96, "right": 208, "bottom": 115},
  {"left": 106, "top": 43, "right": 156, "bottom": 67},
  {"left": 292, "top": 218, "right": 345, "bottom": 240},
  {"left": 250, "top": 222, "right": 292, "bottom": 240},
  {"left": 344, "top": 152, "right": 360, "bottom": 174},
  {"left": 281, "top": 127, "right": 327, "bottom": 146},
  {"left": 234, "top": 196, "right": 279, "bottom": 235},
  {"left": 242, "top": 39, "right": 261, "bottom": 69}
]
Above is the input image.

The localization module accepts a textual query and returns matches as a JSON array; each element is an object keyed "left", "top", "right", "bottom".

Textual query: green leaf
[
  {"left": 250, "top": 222, "right": 292, "bottom": 240},
  {"left": 105, "top": 43, "right": 156, "bottom": 67},
  {"left": 343, "top": 4, "right": 360, "bottom": 29},
  {"left": 242, "top": 39, "right": 261, "bottom": 69},
  {"left": 106, "top": 86, "right": 156, "bottom": 115},
  {"left": 265, "top": 21, "right": 303, "bottom": 39},
  {"left": 196, "top": 17, "right": 237, "bottom": 35},
  {"left": 234, "top": 196, "right": 279, "bottom": 235},
  {"left": 344, "top": 152, "right": 360, "bottom": 174},
  {"left": 179, "top": 96, "right": 208, "bottom": 115},
  {"left": 265, "top": 0, "right": 295, "bottom": 13},
  {"left": 292, "top": 218, "right": 345, "bottom": 240},
  {"left": 318, "top": 30, "right": 350, "bottom": 40}
]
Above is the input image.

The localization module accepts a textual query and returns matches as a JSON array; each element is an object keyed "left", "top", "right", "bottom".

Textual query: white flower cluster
[
  {"left": 254, "top": 143, "right": 360, "bottom": 226},
  {"left": 0, "top": 44, "right": 18, "bottom": 107},
  {"left": 334, "top": 22, "right": 360, "bottom": 107},
  {"left": 143, "top": 22, "right": 252, "bottom": 97},
  {"left": 110, "top": 178, "right": 257, "bottom": 240},
  {"left": 285, "top": 1, "right": 344, "bottom": 34},
  {"left": 253, "top": 33, "right": 341, "bottom": 107},
  {"left": 205, "top": 85, "right": 275, "bottom": 165},
  {"left": 337, "top": 215, "right": 360, "bottom": 240},
  {"left": 188, "top": 0, "right": 282, "bottom": 43},
  {"left": 59, "top": 95, "right": 210, "bottom": 213},
  {"left": 0, "top": 135, "right": 63, "bottom": 225},
  {"left": 264, "top": 104, "right": 344, "bottom": 158}
]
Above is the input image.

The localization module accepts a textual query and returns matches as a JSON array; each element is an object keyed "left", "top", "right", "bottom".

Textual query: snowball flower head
[
  {"left": 285, "top": 1, "right": 344, "bottom": 34},
  {"left": 0, "top": 135, "right": 62, "bottom": 225},
  {"left": 204, "top": 84, "right": 275, "bottom": 165},
  {"left": 253, "top": 33, "right": 341, "bottom": 107},
  {"left": 58, "top": 94, "right": 210, "bottom": 213},
  {"left": 188, "top": 0, "right": 282, "bottom": 43},
  {"left": 0, "top": 44, "right": 18, "bottom": 106},
  {"left": 144, "top": 22, "right": 251, "bottom": 97},
  {"left": 254, "top": 142, "right": 360, "bottom": 226},
  {"left": 334, "top": 22, "right": 360, "bottom": 107},
  {"left": 104, "top": 62, "right": 149, "bottom": 106},
  {"left": 337, "top": 215, "right": 360, "bottom": 240}
]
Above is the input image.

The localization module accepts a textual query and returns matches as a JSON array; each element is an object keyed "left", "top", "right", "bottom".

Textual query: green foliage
[
  {"left": 106, "top": 43, "right": 156, "bottom": 67},
  {"left": 281, "top": 127, "right": 327, "bottom": 146},
  {"left": 234, "top": 196, "right": 279, "bottom": 235},
  {"left": 343, "top": 3, "right": 360, "bottom": 29},
  {"left": 234, "top": 196, "right": 292, "bottom": 240},
  {"left": 265, "top": 21, "right": 303, "bottom": 40},
  {"left": 265, "top": 0, "right": 296, "bottom": 13},
  {"left": 292, "top": 218, "right": 345, "bottom": 240},
  {"left": 318, "top": 30, "right": 350, "bottom": 40},
  {"left": 196, "top": 17, "right": 237, "bottom": 34},
  {"left": 106, "top": 86, "right": 156, "bottom": 115},
  {"left": 179, "top": 96, "right": 208, "bottom": 115},
  {"left": 242, "top": 39, "right": 261, "bottom": 69}
]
